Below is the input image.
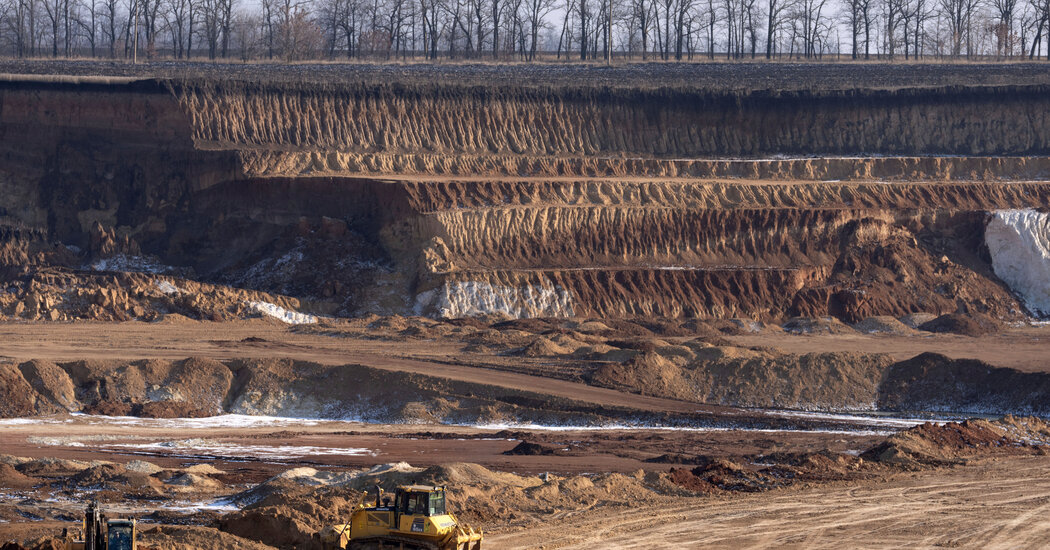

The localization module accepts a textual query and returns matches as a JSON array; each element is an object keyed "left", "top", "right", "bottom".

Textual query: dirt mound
[
  {"left": 66, "top": 464, "right": 153, "bottom": 490},
  {"left": 666, "top": 449, "right": 867, "bottom": 494},
  {"left": 606, "top": 349, "right": 893, "bottom": 410},
  {"left": 459, "top": 328, "right": 533, "bottom": 352},
  {"left": 0, "top": 541, "right": 66, "bottom": 550},
  {"left": 684, "top": 458, "right": 782, "bottom": 493},
  {"left": 853, "top": 316, "right": 917, "bottom": 335},
  {"left": 782, "top": 317, "right": 857, "bottom": 335},
  {"left": 862, "top": 420, "right": 1020, "bottom": 466},
  {"left": 16, "top": 360, "right": 77, "bottom": 412},
  {"left": 0, "top": 464, "right": 35, "bottom": 489},
  {"left": 572, "top": 320, "right": 613, "bottom": 334},
  {"left": 508, "top": 337, "right": 572, "bottom": 357},
  {"left": 899, "top": 312, "right": 939, "bottom": 328},
  {"left": 503, "top": 441, "right": 561, "bottom": 456},
  {"left": 140, "top": 525, "right": 276, "bottom": 550},
  {"left": 124, "top": 460, "right": 163, "bottom": 474},
  {"left": 221, "top": 482, "right": 362, "bottom": 549},
  {"left": 420, "top": 463, "right": 532, "bottom": 488},
  {"left": 0, "top": 267, "right": 311, "bottom": 323},
  {"left": 918, "top": 313, "right": 1002, "bottom": 336},
  {"left": 997, "top": 415, "right": 1050, "bottom": 445},
  {"left": 0, "top": 364, "right": 45, "bottom": 416},
  {"left": 667, "top": 468, "right": 717, "bottom": 492},
  {"left": 586, "top": 319, "right": 656, "bottom": 337},
  {"left": 15, "top": 457, "right": 101, "bottom": 476},
  {"left": 490, "top": 318, "right": 564, "bottom": 334},
  {"left": 644, "top": 454, "right": 716, "bottom": 465},
  {"left": 705, "top": 318, "right": 776, "bottom": 335},
  {"left": 588, "top": 352, "right": 692, "bottom": 401},
  {"left": 164, "top": 472, "right": 224, "bottom": 491},
  {"left": 878, "top": 353, "right": 1050, "bottom": 415},
  {"left": 184, "top": 464, "right": 225, "bottom": 475}
]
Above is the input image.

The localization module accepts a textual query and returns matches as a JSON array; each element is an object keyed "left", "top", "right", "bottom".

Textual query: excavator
[
  {"left": 63, "top": 502, "right": 136, "bottom": 550},
  {"left": 318, "top": 485, "right": 482, "bottom": 550}
]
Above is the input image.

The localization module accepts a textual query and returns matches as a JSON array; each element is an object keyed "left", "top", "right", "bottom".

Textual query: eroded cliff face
[
  {"left": 173, "top": 82, "right": 1050, "bottom": 158},
  {"left": 1, "top": 76, "right": 1048, "bottom": 321}
]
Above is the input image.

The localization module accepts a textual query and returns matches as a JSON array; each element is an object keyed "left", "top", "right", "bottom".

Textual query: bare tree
[
  {"left": 841, "top": 0, "right": 863, "bottom": 56},
  {"left": 524, "top": 0, "right": 552, "bottom": 57},
  {"left": 578, "top": 0, "right": 588, "bottom": 58},
  {"left": 885, "top": 0, "right": 903, "bottom": 56},
  {"left": 231, "top": 7, "right": 257, "bottom": 57},
  {"left": 991, "top": 0, "right": 1016, "bottom": 55},
  {"left": 41, "top": 0, "right": 62, "bottom": 55},
  {"left": 792, "top": 0, "right": 828, "bottom": 56},
  {"left": 76, "top": 0, "right": 101, "bottom": 55},
  {"left": 768, "top": 0, "right": 793, "bottom": 57}
]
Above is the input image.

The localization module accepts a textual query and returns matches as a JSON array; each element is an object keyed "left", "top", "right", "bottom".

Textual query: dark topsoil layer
[{"left": 1, "top": 60, "right": 1049, "bottom": 90}]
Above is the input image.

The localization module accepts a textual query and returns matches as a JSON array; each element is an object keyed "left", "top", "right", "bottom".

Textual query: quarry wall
[{"left": 1, "top": 76, "right": 1049, "bottom": 320}]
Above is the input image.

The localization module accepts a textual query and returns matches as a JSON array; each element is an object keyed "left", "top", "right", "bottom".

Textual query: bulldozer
[
  {"left": 318, "top": 485, "right": 482, "bottom": 550},
  {"left": 64, "top": 502, "right": 136, "bottom": 550}
]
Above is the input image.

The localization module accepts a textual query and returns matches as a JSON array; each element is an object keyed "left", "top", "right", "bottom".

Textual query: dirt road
[
  {"left": 3, "top": 321, "right": 1046, "bottom": 373},
  {"left": 728, "top": 327, "right": 1050, "bottom": 373},
  {"left": 489, "top": 455, "right": 1050, "bottom": 549}
]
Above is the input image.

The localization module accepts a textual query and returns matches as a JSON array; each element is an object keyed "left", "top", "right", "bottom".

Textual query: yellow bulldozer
[
  {"left": 318, "top": 485, "right": 482, "bottom": 550},
  {"left": 63, "top": 502, "right": 136, "bottom": 550}
]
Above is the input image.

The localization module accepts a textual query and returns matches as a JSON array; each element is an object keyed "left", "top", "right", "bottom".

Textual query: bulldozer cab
[
  {"left": 396, "top": 486, "right": 446, "bottom": 518},
  {"left": 319, "top": 484, "right": 482, "bottom": 550}
]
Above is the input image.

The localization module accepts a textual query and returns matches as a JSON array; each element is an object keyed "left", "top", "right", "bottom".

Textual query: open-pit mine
[{"left": 0, "top": 63, "right": 1049, "bottom": 549}]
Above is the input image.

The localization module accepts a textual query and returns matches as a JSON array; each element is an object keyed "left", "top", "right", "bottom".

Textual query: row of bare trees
[{"left": 1, "top": 0, "right": 1048, "bottom": 60}]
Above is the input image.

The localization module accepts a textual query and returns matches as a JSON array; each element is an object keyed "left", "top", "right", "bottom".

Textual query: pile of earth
[
  {"left": 862, "top": 416, "right": 1050, "bottom": 467},
  {"left": 296, "top": 314, "right": 1035, "bottom": 414},
  {"left": 1, "top": 528, "right": 266, "bottom": 550},
  {"left": 502, "top": 441, "right": 581, "bottom": 456},
  {"left": 215, "top": 461, "right": 675, "bottom": 549},
  {"left": 665, "top": 417, "right": 1050, "bottom": 492},
  {"left": 0, "top": 354, "right": 712, "bottom": 426},
  {"left": 0, "top": 267, "right": 312, "bottom": 323},
  {"left": 0, "top": 455, "right": 228, "bottom": 506},
  {"left": 917, "top": 312, "right": 1003, "bottom": 336}
]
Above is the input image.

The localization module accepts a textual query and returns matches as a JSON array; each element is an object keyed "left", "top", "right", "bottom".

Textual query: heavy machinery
[
  {"left": 319, "top": 485, "right": 482, "bottom": 550},
  {"left": 64, "top": 502, "right": 136, "bottom": 550}
]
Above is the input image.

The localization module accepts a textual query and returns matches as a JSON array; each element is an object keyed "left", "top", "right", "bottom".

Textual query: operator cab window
[
  {"left": 108, "top": 526, "right": 133, "bottom": 550},
  {"left": 428, "top": 491, "right": 446, "bottom": 516},
  {"left": 403, "top": 493, "right": 427, "bottom": 515}
]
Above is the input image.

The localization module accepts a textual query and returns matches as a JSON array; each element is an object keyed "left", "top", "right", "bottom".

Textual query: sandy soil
[
  {"left": 727, "top": 326, "right": 1050, "bottom": 373},
  {"left": 0, "top": 415, "right": 885, "bottom": 477},
  {"left": 0, "top": 320, "right": 1046, "bottom": 374},
  {"left": 1, "top": 321, "right": 1048, "bottom": 548},
  {"left": 489, "top": 455, "right": 1050, "bottom": 549}
]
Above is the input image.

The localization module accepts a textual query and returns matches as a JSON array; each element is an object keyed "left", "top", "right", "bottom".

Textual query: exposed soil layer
[
  {"left": 2, "top": 60, "right": 1049, "bottom": 90},
  {"left": 1, "top": 75, "right": 1049, "bottom": 322}
]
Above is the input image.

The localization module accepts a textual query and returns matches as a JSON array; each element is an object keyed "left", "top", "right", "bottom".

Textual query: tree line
[{"left": 2, "top": 0, "right": 1048, "bottom": 62}]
